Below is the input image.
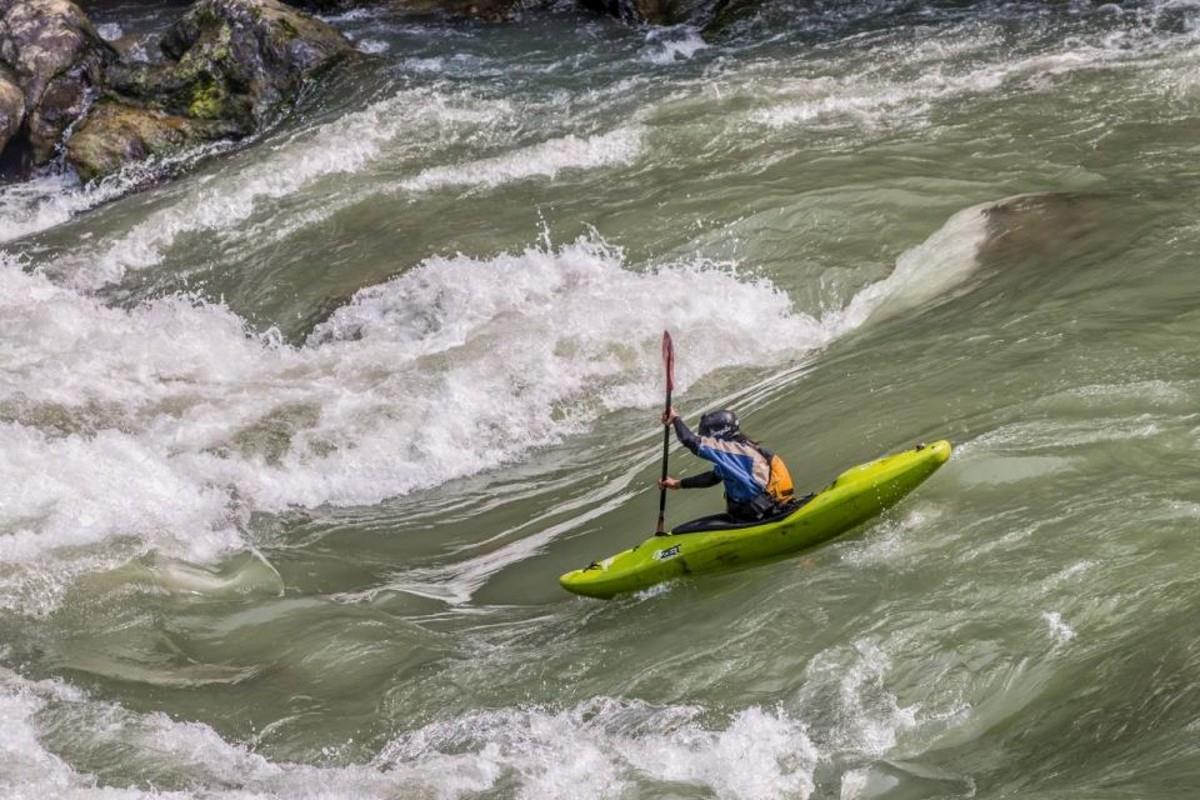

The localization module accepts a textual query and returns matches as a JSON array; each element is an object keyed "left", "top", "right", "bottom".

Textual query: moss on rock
[
  {"left": 64, "top": 0, "right": 354, "bottom": 182},
  {"left": 65, "top": 98, "right": 240, "bottom": 182},
  {"left": 187, "top": 76, "right": 225, "bottom": 118}
]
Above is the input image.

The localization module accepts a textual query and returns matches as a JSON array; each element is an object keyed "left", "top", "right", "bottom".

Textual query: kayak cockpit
[{"left": 669, "top": 493, "right": 816, "bottom": 534}]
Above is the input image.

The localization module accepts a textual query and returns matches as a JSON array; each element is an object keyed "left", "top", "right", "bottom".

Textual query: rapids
[{"left": 3, "top": 1, "right": 1200, "bottom": 798}]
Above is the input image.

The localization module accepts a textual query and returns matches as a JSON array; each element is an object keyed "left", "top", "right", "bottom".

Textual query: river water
[{"left": 2, "top": 1, "right": 1200, "bottom": 797}]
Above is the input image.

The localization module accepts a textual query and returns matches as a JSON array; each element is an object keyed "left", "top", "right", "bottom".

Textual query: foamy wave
[
  {"left": 50, "top": 88, "right": 515, "bottom": 291},
  {"left": 750, "top": 47, "right": 1121, "bottom": 132},
  {"left": 0, "top": 671, "right": 818, "bottom": 800},
  {"left": 0, "top": 141, "right": 230, "bottom": 246},
  {"left": 640, "top": 27, "right": 710, "bottom": 64},
  {"left": 43, "top": 106, "right": 645, "bottom": 293},
  {"left": 828, "top": 200, "right": 991, "bottom": 332},
  {"left": 1, "top": 189, "right": 998, "bottom": 610},
  {"left": 0, "top": 241, "right": 817, "bottom": 597},
  {"left": 377, "top": 699, "right": 818, "bottom": 800},
  {"left": 797, "top": 640, "right": 917, "bottom": 758},
  {"left": 0, "top": 424, "right": 242, "bottom": 564},
  {"left": 399, "top": 127, "right": 643, "bottom": 192}
]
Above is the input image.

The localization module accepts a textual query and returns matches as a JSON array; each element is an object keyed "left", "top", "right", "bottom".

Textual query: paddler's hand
[
  {"left": 658, "top": 477, "right": 681, "bottom": 490},
  {"left": 661, "top": 407, "right": 679, "bottom": 426}
]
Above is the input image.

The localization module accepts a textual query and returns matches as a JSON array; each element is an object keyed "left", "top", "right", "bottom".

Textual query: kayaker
[{"left": 658, "top": 407, "right": 796, "bottom": 521}]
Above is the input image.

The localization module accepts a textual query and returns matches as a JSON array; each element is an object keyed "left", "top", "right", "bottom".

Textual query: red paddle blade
[{"left": 662, "top": 331, "right": 675, "bottom": 392}]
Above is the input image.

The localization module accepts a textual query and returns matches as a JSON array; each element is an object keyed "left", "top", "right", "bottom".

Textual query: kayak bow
[{"left": 560, "top": 440, "right": 951, "bottom": 599}]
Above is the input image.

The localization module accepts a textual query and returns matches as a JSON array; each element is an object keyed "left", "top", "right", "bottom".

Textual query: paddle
[{"left": 656, "top": 330, "right": 675, "bottom": 535}]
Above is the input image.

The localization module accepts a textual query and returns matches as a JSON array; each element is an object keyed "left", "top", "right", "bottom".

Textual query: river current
[{"left": 2, "top": 1, "right": 1200, "bottom": 797}]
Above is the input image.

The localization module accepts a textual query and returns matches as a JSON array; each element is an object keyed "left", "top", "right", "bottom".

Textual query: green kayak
[{"left": 560, "top": 439, "right": 951, "bottom": 599}]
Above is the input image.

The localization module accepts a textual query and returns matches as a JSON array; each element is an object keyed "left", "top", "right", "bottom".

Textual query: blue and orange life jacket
[{"left": 674, "top": 420, "right": 795, "bottom": 505}]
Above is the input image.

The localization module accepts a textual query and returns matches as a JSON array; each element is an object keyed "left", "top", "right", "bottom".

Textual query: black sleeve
[
  {"left": 680, "top": 470, "right": 721, "bottom": 489},
  {"left": 672, "top": 417, "right": 703, "bottom": 455}
]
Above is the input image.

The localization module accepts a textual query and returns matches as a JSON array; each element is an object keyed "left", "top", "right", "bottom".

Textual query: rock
[
  {"left": 979, "top": 193, "right": 1105, "bottom": 268},
  {"left": 578, "top": 0, "right": 727, "bottom": 28},
  {"left": 702, "top": 0, "right": 757, "bottom": 36},
  {"left": 578, "top": 0, "right": 671, "bottom": 24},
  {"left": 151, "top": 0, "right": 353, "bottom": 130},
  {"left": 0, "top": 0, "right": 116, "bottom": 166},
  {"left": 66, "top": 98, "right": 240, "bottom": 183},
  {"left": 283, "top": 0, "right": 523, "bottom": 22},
  {"left": 65, "top": 0, "right": 354, "bottom": 182},
  {"left": 0, "top": 62, "right": 22, "bottom": 156}
]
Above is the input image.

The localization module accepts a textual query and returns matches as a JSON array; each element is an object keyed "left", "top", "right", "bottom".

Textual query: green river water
[{"left": 3, "top": 1, "right": 1200, "bottom": 797}]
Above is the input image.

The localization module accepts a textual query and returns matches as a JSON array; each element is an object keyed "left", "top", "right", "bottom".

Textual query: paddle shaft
[
  {"left": 656, "top": 330, "right": 675, "bottom": 535},
  {"left": 656, "top": 385, "right": 672, "bottom": 534}
]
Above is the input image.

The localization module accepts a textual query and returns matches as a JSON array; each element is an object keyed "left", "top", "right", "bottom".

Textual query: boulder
[
  {"left": 283, "top": 0, "right": 523, "bottom": 22},
  {"left": 577, "top": 0, "right": 671, "bottom": 24},
  {"left": 0, "top": 0, "right": 116, "bottom": 166},
  {"left": 153, "top": 0, "right": 352, "bottom": 129},
  {"left": 702, "top": 0, "right": 757, "bottom": 36},
  {"left": 66, "top": 98, "right": 240, "bottom": 183},
  {"left": 65, "top": 0, "right": 354, "bottom": 181},
  {"left": 0, "top": 62, "right": 22, "bottom": 156}
]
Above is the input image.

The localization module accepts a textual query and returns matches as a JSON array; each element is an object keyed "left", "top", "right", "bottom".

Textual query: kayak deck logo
[{"left": 653, "top": 544, "right": 681, "bottom": 561}]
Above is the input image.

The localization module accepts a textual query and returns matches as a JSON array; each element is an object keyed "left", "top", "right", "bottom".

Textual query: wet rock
[
  {"left": 66, "top": 0, "right": 354, "bottom": 181},
  {"left": 979, "top": 193, "right": 1104, "bottom": 267},
  {"left": 578, "top": 0, "right": 729, "bottom": 28},
  {"left": 284, "top": 0, "right": 523, "bottom": 22},
  {"left": 153, "top": 0, "right": 352, "bottom": 129},
  {"left": 0, "top": 0, "right": 117, "bottom": 167},
  {"left": 65, "top": 97, "right": 240, "bottom": 183},
  {"left": 578, "top": 0, "right": 671, "bottom": 24},
  {"left": 702, "top": 0, "right": 757, "bottom": 36},
  {"left": 0, "top": 63, "right": 22, "bottom": 156}
]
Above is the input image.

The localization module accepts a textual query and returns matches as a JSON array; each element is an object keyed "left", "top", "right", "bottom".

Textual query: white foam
[
  {"left": 641, "top": 27, "right": 710, "bottom": 64},
  {"left": 398, "top": 127, "right": 643, "bottom": 192},
  {"left": 750, "top": 43, "right": 1129, "bottom": 133},
  {"left": 376, "top": 698, "right": 818, "bottom": 800},
  {"left": 49, "top": 87, "right": 515, "bottom": 290},
  {"left": 0, "top": 670, "right": 818, "bottom": 800},
  {"left": 355, "top": 38, "right": 390, "bottom": 54},
  {"left": 44, "top": 103, "right": 645, "bottom": 292},
  {"left": 0, "top": 172, "right": 129, "bottom": 245},
  {"left": 1043, "top": 611, "right": 1076, "bottom": 644},
  {"left": 96, "top": 22, "right": 123, "bottom": 41},
  {"left": 828, "top": 200, "right": 991, "bottom": 331},
  {"left": 0, "top": 424, "right": 242, "bottom": 564},
  {"left": 0, "top": 241, "right": 819, "bottom": 608},
  {"left": 799, "top": 640, "right": 917, "bottom": 758},
  {"left": 3, "top": 187, "right": 1003, "bottom": 612}
]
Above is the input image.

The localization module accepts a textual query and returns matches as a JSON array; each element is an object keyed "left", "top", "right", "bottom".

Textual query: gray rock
[
  {"left": 0, "top": 0, "right": 116, "bottom": 165},
  {"left": 66, "top": 97, "right": 240, "bottom": 183},
  {"left": 0, "top": 62, "right": 22, "bottom": 156},
  {"left": 284, "top": 0, "right": 524, "bottom": 23},
  {"left": 66, "top": 0, "right": 354, "bottom": 182},
  {"left": 153, "top": 0, "right": 353, "bottom": 129}
]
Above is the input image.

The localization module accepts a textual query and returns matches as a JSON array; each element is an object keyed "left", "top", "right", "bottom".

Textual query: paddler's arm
[
  {"left": 661, "top": 407, "right": 702, "bottom": 455},
  {"left": 681, "top": 470, "right": 720, "bottom": 488},
  {"left": 659, "top": 470, "right": 719, "bottom": 490}
]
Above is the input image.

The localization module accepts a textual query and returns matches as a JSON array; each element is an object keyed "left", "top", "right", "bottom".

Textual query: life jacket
[
  {"left": 693, "top": 434, "right": 795, "bottom": 507},
  {"left": 764, "top": 452, "right": 795, "bottom": 505}
]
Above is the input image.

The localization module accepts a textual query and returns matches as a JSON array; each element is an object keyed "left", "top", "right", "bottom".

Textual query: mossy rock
[
  {"left": 187, "top": 76, "right": 227, "bottom": 118},
  {"left": 65, "top": 98, "right": 240, "bottom": 182}
]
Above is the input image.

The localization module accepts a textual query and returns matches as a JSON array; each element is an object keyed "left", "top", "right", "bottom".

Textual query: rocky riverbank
[
  {"left": 0, "top": 0, "right": 729, "bottom": 190},
  {"left": 1, "top": 0, "right": 357, "bottom": 184}
]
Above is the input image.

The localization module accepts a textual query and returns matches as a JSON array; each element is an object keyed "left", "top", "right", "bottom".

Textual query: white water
[
  {"left": 0, "top": 657, "right": 923, "bottom": 800},
  {"left": 0, "top": 195, "right": 991, "bottom": 616},
  {"left": 12, "top": 5, "right": 1188, "bottom": 795}
]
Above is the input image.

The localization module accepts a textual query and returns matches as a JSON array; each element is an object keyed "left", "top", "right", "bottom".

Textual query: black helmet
[{"left": 698, "top": 409, "right": 740, "bottom": 440}]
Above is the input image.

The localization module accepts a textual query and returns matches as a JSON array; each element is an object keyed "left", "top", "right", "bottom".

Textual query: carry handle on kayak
[{"left": 656, "top": 330, "right": 674, "bottom": 535}]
